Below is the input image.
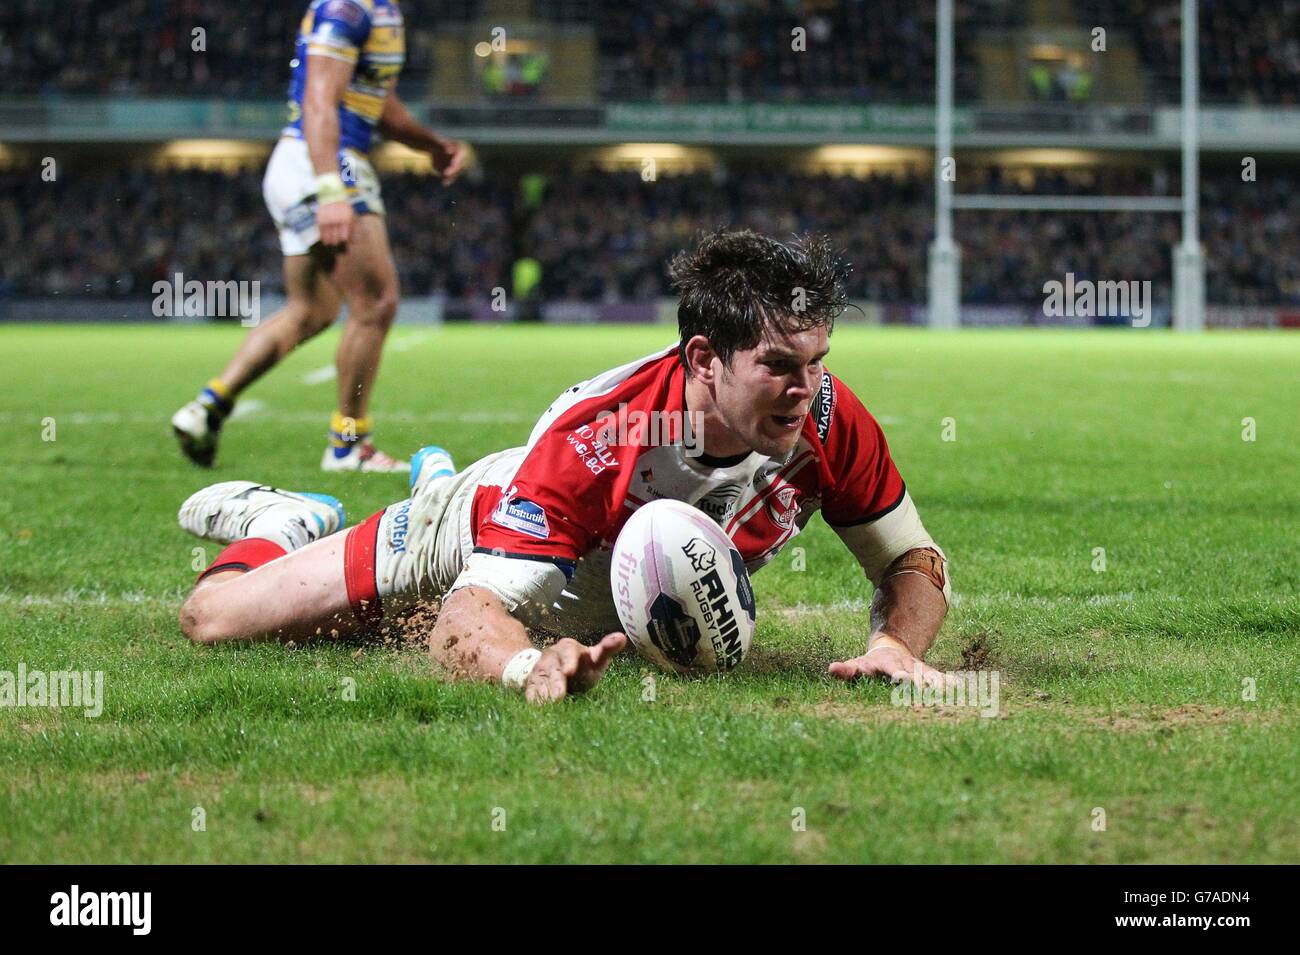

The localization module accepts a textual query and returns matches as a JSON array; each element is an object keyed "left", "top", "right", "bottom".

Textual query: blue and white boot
[
  {"left": 178, "top": 481, "right": 346, "bottom": 551},
  {"left": 410, "top": 445, "right": 456, "bottom": 496}
]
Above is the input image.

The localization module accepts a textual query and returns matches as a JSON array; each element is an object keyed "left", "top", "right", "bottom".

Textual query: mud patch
[
  {"left": 802, "top": 699, "right": 1279, "bottom": 731},
  {"left": 809, "top": 699, "right": 995, "bottom": 725},
  {"left": 960, "top": 632, "right": 998, "bottom": 670},
  {"left": 1076, "top": 703, "right": 1274, "bottom": 732}
]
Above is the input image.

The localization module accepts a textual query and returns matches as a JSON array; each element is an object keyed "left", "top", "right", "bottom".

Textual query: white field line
[
  {"left": 301, "top": 332, "right": 430, "bottom": 384},
  {"left": 953, "top": 592, "right": 1138, "bottom": 609},
  {"left": 0, "top": 589, "right": 184, "bottom": 607},
  {"left": 8, "top": 410, "right": 530, "bottom": 426},
  {"left": 388, "top": 333, "right": 431, "bottom": 353},
  {"left": 300, "top": 365, "right": 336, "bottom": 385},
  {"left": 773, "top": 598, "right": 871, "bottom": 620},
  {"left": 11, "top": 589, "right": 1132, "bottom": 616},
  {"left": 225, "top": 398, "right": 265, "bottom": 421},
  {"left": 774, "top": 592, "right": 1141, "bottom": 619}
]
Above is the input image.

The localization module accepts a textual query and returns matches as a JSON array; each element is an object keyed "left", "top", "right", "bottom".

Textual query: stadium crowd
[
  {"left": 1082, "top": 0, "right": 1300, "bottom": 104},
  {"left": 595, "top": 0, "right": 990, "bottom": 103},
  {"left": 0, "top": 165, "right": 513, "bottom": 302},
  {"left": 2, "top": 164, "right": 1295, "bottom": 307},
  {"left": 3, "top": 0, "right": 1295, "bottom": 103},
  {"left": 0, "top": 0, "right": 436, "bottom": 97}
]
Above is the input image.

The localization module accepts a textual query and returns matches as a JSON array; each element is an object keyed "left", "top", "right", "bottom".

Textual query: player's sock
[
  {"left": 321, "top": 414, "right": 407, "bottom": 472},
  {"left": 195, "top": 537, "right": 286, "bottom": 584},
  {"left": 197, "top": 377, "right": 235, "bottom": 423},
  {"left": 343, "top": 509, "right": 386, "bottom": 625},
  {"left": 242, "top": 501, "right": 329, "bottom": 552},
  {"left": 328, "top": 410, "right": 373, "bottom": 459}
]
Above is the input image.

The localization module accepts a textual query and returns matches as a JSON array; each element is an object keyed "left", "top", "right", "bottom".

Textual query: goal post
[
  {"left": 1172, "top": 0, "right": 1206, "bottom": 332},
  {"left": 927, "top": 0, "right": 960, "bottom": 330},
  {"left": 927, "top": 0, "right": 1207, "bottom": 331}
]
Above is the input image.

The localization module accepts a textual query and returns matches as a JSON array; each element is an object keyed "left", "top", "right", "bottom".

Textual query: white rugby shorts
[
  {"left": 340, "top": 450, "right": 522, "bottom": 622},
  {"left": 262, "top": 137, "right": 385, "bottom": 256}
]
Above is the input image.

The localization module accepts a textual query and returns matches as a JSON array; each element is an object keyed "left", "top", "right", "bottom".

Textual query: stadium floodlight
[{"left": 928, "top": 0, "right": 1207, "bottom": 331}]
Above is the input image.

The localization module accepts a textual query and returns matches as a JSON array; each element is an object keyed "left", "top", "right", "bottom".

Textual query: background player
[
  {"left": 171, "top": 0, "right": 466, "bottom": 472},
  {"left": 173, "top": 231, "right": 952, "bottom": 702}
]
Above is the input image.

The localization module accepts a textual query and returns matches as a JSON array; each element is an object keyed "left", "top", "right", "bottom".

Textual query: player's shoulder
[
  {"left": 313, "top": 0, "right": 374, "bottom": 29},
  {"left": 810, "top": 368, "right": 885, "bottom": 451},
  {"left": 497, "top": 345, "right": 678, "bottom": 503},
  {"left": 527, "top": 344, "right": 681, "bottom": 447},
  {"left": 810, "top": 368, "right": 906, "bottom": 526},
  {"left": 471, "top": 349, "right": 682, "bottom": 561}
]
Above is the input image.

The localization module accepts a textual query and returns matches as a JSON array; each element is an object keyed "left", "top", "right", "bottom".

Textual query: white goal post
[{"left": 928, "top": 0, "right": 1206, "bottom": 331}]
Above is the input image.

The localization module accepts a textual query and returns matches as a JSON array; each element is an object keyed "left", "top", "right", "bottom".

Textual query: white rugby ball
[{"left": 610, "top": 498, "right": 757, "bottom": 675}]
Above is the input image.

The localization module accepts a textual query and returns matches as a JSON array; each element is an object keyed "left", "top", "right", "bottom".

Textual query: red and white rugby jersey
[{"left": 468, "top": 344, "right": 908, "bottom": 586}]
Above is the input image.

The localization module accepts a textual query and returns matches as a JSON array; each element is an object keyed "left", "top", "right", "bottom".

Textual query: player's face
[{"left": 716, "top": 325, "right": 829, "bottom": 457}]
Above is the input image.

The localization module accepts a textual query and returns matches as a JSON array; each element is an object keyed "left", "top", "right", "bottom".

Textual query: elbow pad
[{"left": 833, "top": 491, "right": 951, "bottom": 605}]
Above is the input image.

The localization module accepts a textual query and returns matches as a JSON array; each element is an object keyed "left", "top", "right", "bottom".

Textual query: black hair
[{"left": 669, "top": 229, "right": 850, "bottom": 372}]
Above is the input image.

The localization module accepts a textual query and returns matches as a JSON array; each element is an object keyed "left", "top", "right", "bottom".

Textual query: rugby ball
[{"left": 610, "top": 498, "right": 757, "bottom": 675}]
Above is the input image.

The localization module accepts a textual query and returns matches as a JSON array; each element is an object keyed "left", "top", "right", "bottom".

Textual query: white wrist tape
[
  {"left": 315, "top": 172, "right": 348, "bottom": 205},
  {"left": 501, "top": 648, "right": 542, "bottom": 691},
  {"left": 868, "top": 633, "right": 911, "bottom": 655}
]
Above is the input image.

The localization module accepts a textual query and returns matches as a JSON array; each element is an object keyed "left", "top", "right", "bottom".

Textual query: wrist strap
[
  {"left": 315, "top": 172, "right": 348, "bottom": 205},
  {"left": 501, "top": 648, "right": 542, "bottom": 691}
]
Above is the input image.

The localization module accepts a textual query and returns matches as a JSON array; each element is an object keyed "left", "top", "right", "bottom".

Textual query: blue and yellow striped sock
[
  {"left": 196, "top": 378, "right": 234, "bottom": 420},
  {"left": 329, "top": 411, "right": 372, "bottom": 459}
]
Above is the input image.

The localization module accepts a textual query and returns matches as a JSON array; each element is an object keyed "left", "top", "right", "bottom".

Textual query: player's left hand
[
  {"left": 828, "top": 634, "right": 951, "bottom": 690},
  {"left": 430, "top": 138, "right": 467, "bottom": 186},
  {"left": 525, "top": 632, "right": 627, "bottom": 704}
]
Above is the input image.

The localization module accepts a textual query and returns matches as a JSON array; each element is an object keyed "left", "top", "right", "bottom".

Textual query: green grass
[{"left": 1, "top": 323, "right": 1298, "bottom": 863}]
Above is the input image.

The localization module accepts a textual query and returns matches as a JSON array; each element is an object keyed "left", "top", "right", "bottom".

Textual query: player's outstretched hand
[
  {"left": 828, "top": 638, "right": 952, "bottom": 691},
  {"left": 525, "top": 632, "right": 627, "bottom": 705},
  {"left": 431, "top": 138, "right": 467, "bottom": 186},
  {"left": 317, "top": 199, "right": 356, "bottom": 249}
]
